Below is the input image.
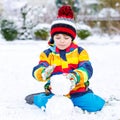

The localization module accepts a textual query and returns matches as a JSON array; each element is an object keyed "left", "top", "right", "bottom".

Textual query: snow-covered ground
[{"left": 0, "top": 34, "right": 120, "bottom": 120}]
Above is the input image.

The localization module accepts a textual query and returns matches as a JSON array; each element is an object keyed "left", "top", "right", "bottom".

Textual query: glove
[
  {"left": 42, "top": 65, "right": 55, "bottom": 80},
  {"left": 42, "top": 65, "right": 56, "bottom": 80},
  {"left": 66, "top": 73, "right": 77, "bottom": 89},
  {"left": 44, "top": 82, "right": 51, "bottom": 95}
]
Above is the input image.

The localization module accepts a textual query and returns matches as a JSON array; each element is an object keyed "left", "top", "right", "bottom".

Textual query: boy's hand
[
  {"left": 66, "top": 73, "right": 77, "bottom": 89},
  {"left": 42, "top": 65, "right": 56, "bottom": 80}
]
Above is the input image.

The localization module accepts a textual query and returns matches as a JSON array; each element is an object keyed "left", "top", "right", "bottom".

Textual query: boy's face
[{"left": 53, "top": 34, "right": 72, "bottom": 50}]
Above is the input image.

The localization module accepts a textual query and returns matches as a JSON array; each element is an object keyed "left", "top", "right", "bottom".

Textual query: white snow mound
[
  {"left": 46, "top": 95, "right": 74, "bottom": 118},
  {"left": 50, "top": 74, "right": 72, "bottom": 95}
]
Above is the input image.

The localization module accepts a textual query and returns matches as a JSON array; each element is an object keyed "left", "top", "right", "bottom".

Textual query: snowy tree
[{"left": 1, "top": 19, "right": 18, "bottom": 41}]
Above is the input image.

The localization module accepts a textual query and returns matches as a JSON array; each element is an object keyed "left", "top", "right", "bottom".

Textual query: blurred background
[
  {"left": 0, "top": 1, "right": 120, "bottom": 119},
  {"left": 0, "top": 0, "right": 120, "bottom": 41}
]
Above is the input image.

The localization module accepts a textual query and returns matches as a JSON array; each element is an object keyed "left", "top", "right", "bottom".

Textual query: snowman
[{"left": 45, "top": 74, "right": 74, "bottom": 119}]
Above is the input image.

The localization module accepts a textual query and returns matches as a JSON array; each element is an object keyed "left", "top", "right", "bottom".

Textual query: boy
[{"left": 25, "top": 5, "right": 105, "bottom": 112}]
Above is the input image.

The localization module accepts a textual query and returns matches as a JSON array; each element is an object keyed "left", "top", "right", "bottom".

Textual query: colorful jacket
[{"left": 32, "top": 42, "right": 93, "bottom": 94}]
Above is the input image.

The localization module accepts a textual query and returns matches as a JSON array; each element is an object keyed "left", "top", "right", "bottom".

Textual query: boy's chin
[{"left": 57, "top": 46, "right": 68, "bottom": 50}]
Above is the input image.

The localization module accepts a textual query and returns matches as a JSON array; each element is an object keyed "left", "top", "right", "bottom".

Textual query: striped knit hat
[{"left": 50, "top": 5, "right": 76, "bottom": 43}]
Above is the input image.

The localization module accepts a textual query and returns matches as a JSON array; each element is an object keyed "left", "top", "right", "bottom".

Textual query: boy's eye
[
  {"left": 65, "top": 37, "right": 69, "bottom": 39},
  {"left": 56, "top": 37, "right": 61, "bottom": 39}
]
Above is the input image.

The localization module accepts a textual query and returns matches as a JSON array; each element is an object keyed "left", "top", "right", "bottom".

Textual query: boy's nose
[{"left": 60, "top": 39, "right": 64, "bottom": 43}]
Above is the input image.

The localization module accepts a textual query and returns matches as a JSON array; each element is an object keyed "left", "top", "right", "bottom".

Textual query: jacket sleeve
[
  {"left": 73, "top": 47, "right": 93, "bottom": 86},
  {"left": 32, "top": 49, "right": 51, "bottom": 81}
]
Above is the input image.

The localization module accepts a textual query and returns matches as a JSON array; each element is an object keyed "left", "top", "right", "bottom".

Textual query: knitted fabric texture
[{"left": 50, "top": 5, "right": 76, "bottom": 43}]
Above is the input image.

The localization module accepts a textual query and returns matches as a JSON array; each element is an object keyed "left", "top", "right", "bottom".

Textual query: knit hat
[{"left": 50, "top": 5, "right": 76, "bottom": 44}]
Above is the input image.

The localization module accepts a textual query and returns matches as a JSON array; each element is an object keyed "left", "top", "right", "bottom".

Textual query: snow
[
  {"left": 46, "top": 75, "right": 74, "bottom": 119},
  {"left": 76, "top": 23, "right": 92, "bottom": 31},
  {"left": 3, "top": 0, "right": 27, "bottom": 14},
  {"left": 50, "top": 74, "right": 72, "bottom": 95},
  {"left": 98, "top": 8, "right": 120, "bottom": 17},
  {"left": 46, "top": 95, "right": 74, "bottom": 119},
  {"left": 0, "top": 34, "right": 120, "bottom": 120}
]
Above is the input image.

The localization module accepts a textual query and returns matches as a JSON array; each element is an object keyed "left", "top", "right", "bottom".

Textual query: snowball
[
  {"left": 46, "top": 95, "right": 74, "bottom": 118},
  {"left": 50, "top": 74, "right": 72, "bottom": 95}
]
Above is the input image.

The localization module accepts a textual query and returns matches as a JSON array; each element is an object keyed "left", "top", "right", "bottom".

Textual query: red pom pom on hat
[{"left": 57, "top": 5, "right": 74, "bottom": 19}]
